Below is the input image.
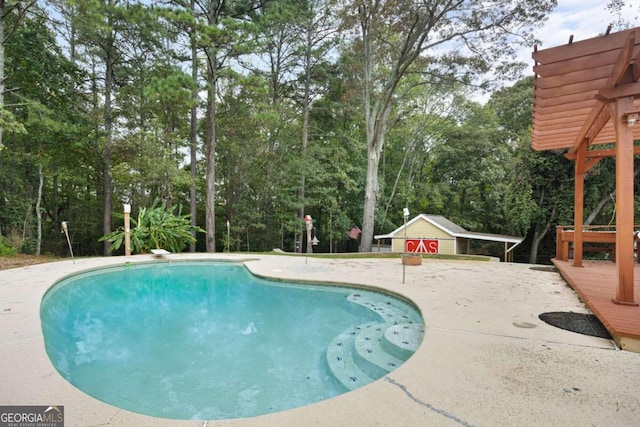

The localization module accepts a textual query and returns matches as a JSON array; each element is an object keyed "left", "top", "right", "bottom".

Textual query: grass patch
[
  {"left": 264, "top": 251, "right": 492, "bottom": 261},
  {"left": 0, "top": 254, "right": 62, "bottom": 270}
]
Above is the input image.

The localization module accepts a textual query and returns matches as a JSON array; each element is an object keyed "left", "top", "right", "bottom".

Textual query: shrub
[
  {"left": 0, "top": 236, "right": 17, "bottom": 257},
  {"left": 100, "top": 199, "right": 204, "bottom": 254}
]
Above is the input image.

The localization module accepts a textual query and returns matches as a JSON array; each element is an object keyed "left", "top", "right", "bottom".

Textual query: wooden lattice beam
[{"left": 569, "top": 31, "right": 636, "bottom": 154}]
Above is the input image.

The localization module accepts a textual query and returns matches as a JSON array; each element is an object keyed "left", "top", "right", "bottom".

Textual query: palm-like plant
[{"left": 101, "top": 199, "right": 203, "bottom": 254}]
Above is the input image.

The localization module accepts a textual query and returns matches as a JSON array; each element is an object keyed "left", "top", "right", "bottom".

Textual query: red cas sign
[{"left": 405, "top": 239, "right": 439, "bottom": 253}]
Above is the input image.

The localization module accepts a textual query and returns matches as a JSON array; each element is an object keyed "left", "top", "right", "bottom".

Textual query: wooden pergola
[{"left": 532, "top": 27, "right": 640, "bottom": 306}]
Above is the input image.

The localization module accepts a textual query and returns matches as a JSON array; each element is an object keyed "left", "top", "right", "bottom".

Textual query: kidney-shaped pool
[{"left": 40, "top": 261, "right": 424, "bottom": 420}]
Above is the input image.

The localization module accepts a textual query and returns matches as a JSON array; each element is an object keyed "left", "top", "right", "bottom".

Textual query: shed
[{"left": 374, "top": 214, "right": 523, "bottom": 262}]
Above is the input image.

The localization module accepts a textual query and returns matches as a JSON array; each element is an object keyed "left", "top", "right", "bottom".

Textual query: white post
[
  {"left": 123, "top": 204, "right": 131, "bottom": 256},
  {"left": 305, "top": 215, "right": 313, "bottom": 254},
  {"left": 61, "top": 221, "right": 75, "bottom": 263}
]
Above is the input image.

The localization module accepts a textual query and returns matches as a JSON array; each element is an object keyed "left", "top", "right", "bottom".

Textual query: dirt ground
[{"left": 0, "top": 254, "right": 59, "bottom": 270}]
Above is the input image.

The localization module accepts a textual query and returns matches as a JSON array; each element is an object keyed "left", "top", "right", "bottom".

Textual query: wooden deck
[{"left": 552, "top": 259, "right": 640, "bottom": 352}]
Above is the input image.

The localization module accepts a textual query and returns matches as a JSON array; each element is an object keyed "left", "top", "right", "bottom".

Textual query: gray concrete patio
[{"left": 1, "top": 254, "right": 639, "bottom": 426}]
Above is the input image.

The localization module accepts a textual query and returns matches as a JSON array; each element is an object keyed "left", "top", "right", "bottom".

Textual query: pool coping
[{"left": 2, "top": 253, "right": 640, "bottom": 426}]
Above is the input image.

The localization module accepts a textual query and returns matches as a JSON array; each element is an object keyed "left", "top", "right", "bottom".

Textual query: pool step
[
  {"left": 326, "top": 322, "right": 377, "bottom": 390},
  {"left": 327, "top": 292, "right": 424, "bottom": 390},
  {"left": 326, "top": 321, "right": 423, "bottom": 390},
  {"left": 326, "top": 293, "right": 425, "bottom": 391},
  {"left": 347, "top": 293, "right": 416, "bottom": 325},
  {"left": 382, "top": 323, "right": 425, "bottom": 360},
  {"left": 353, "top": 323, "right": 404, "bottom": 378}
]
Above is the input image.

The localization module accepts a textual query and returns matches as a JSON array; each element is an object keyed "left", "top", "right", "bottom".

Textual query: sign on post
[{"left": 405, "top": 239, "right": 439, "bottom": 254}]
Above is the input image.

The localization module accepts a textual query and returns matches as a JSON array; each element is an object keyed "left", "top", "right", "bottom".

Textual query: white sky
[
  {"left": 467, "top": 0, "right": 640, "bottom": 101},
  {"left": 522, "top": 0, "right": 640, "bottom": 70}
]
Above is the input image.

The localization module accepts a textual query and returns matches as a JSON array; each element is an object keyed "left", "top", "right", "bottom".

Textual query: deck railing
[{"left": 555, "top": 225, "right": 640, "bottom": 262}]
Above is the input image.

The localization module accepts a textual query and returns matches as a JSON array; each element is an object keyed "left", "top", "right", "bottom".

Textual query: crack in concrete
[
  {"left": 428, "top": 325, "right": 616, "bottom": 350},
  {"left": 385, "top": 377, "right": 474, "bottom": 426}
]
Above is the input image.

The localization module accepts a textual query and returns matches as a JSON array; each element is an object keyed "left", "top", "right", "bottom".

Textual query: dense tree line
[{"left": 0, "top": 0, "right": 637, "bottom": 263}]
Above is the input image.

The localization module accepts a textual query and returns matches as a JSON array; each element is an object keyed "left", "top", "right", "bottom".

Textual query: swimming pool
[{"left": 40, "top": 261, "right": 423, "bottom": 420}]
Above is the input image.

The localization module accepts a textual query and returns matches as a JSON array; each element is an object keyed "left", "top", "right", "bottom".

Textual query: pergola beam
[
  {"left": 565, "top": 145, "right": 640, "bottom": 161},
  {"left": 599, "top": 81, "right": 640, "bottom": 99},
  {"left": 533, "top": 107, "right": 593, "bottom": 121},
  {"left": 535, "top": 65, "right": 614, "bottom": 90},
  {"left": 534, "top": 90, "right": 599, "bottom": 108},
  {"left": 534, "top": 99, "right": 600, "bottom": 114},
  {"left": 535, "top": 78, "right": 608, "bottom": 99},
  {"left": 584, "top": 107, "right": 612, "bottom": 146},
  {"left": 569, "top": 31, "right": 636, "bottom": 154},
  {"left": 533, "top": 29, "right": 637, "bottom": 64},
  {"left": 534, "top": 49, "right": 632, "bottom": 78},
  {"left": 632, "top": 48, "right": 640, "bottom": 80}
]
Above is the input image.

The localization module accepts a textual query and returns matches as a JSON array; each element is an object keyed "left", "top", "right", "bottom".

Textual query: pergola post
[
  {"left": 611, "top": 96, "right": 637, "bottom": 305},
  {"left": 573, "top": 144, "right": 586, "bottom": 267}
]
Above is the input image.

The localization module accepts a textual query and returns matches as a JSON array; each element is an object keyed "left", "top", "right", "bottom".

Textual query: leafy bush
[
  {"left": 19, "top": 238, "right": 37, "bottom": 255},
  {"left": 0, "top": 236, "right": 17, "bottom": 257},
  {"left": 100, "top": 199, "right": 203, "bottom": 254}
]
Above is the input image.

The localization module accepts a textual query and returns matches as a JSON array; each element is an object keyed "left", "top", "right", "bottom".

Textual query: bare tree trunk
[
  {"left": 382, "top": 150, "right": 408, "bottom": 225},
  {"left": 359, "top": 5, "right": 375, "bottom": 252},
  {"left": 361, "top": 151, "right": 379, "bottom": 252},
  {"left": 529, "top": 206, "right": 556, "bottom": 264},
  {"left": 204, "top": 41, "right": 217, "bottom": 252},
  {"left": 35, "top": 163, "right": 43, "bottom": 256},
  {"left": 52, "top": 175, "right": 59, "bottom": 225},
  {"left": 584, "top": 193, "right": 614, "bottom": 226},
  {"left": 357, "top": 3, "right": 412, "bottom": 252},
  {"left": 361, "top": 103, "right": 391, "bottom": 252},
  {"left": 584, "top": 169, "right": 639, "bottom": 226},
  {"left": 102, "top": 25, "right": 114, "bottom": 256},
  {"left": 529, "top": 230, "right": 544, "bottom": 264},
  {"left": 189, "top": 0, "right": 198, "bottom": 252},
  {"left": 296, "top": 25, "right": 314, "bottom": 253}
]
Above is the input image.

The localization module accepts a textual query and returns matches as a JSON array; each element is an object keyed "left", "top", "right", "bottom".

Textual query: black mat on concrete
[
  {"left": 539, "top": 312, "right": 612, "bottom": 339},
  {"left": 529, "top": 266, "right": 557, "bottom": 272}
]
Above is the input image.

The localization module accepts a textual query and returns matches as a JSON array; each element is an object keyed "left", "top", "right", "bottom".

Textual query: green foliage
[
  {"left": 3, "top": 1, "right": 630, "bottom": 263},
  {"left": 0, "top": 108, "right": 27, "bottom": 137},
  {"left": 0, "top": 236, "right": 17, "bottom": 257},
  {"left": 0, "top": 7, "right": 99, "bottom": 256},
  {"left": 423, "top": 100, "right": 509, "bottom": 232},
  {"left": 100, "top": 199, "right": 204, "bottom": 254}
]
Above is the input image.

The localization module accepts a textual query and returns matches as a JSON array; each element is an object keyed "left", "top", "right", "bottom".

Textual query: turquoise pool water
[{"left": 40, "top": 261, "right": 423, "bottom": 420}]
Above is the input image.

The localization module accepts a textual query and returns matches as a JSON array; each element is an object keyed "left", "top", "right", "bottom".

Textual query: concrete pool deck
[{"left": 1, "top": 254, "right": 639, "bottom": 426}]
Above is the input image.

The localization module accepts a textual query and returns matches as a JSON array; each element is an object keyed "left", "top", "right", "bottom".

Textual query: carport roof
[{"left": 374, "top": 214, "right": 523, "bottom": 245}]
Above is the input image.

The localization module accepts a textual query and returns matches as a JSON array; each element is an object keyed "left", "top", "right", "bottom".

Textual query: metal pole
[{"left": 402, "top": 217, "right": 407, "bottom": 283}]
